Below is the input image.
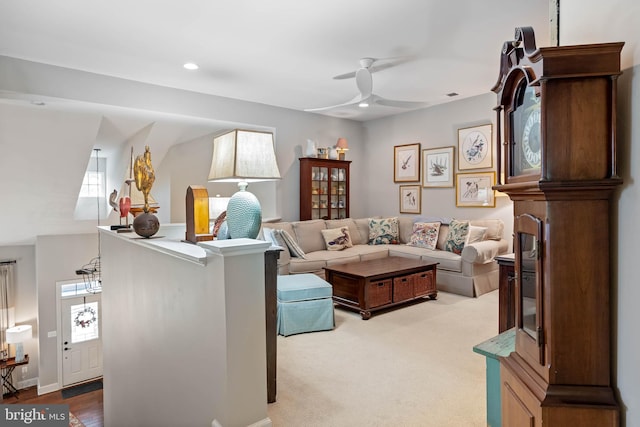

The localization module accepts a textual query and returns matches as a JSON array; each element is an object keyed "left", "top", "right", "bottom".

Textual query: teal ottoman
[{"left": 277, "top": 274, "right": 334, "bottom": 336}]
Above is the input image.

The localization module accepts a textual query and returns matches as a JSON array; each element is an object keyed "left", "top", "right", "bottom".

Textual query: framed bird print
[
  {"left": 394, "top": 143, "right": 421, "bottom": 182},
  {"left": 422, "top": 146, "right": 454, "bottom": 187},
  {"left": 399, "top": 185, "right": 421, "bottom": 214},
  {"left": 458, "top": 124, "right": 492, "bottom": 170},
  {"left": 456, "top": 172, "right": 496, "bottom": 207}
]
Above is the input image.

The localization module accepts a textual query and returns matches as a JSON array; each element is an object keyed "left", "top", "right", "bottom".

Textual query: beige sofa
[{"left": 260, "top": 217, "right": 508, "bottom": 297}]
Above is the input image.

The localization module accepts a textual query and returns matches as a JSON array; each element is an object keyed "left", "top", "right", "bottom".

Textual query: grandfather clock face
[{"left": 510, "top": 83, "right": 541, "bottom": 177}]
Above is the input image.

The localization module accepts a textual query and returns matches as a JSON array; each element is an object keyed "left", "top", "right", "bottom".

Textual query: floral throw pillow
[
  {"left": 368, "top": 217, "right": 399, "bottom": 245},
  {"left": 407, "top": 222, "right": 441, "bottom": 250},
  {"left": 443, "top": 219, "right": 470, "bottom": 255},
  {"left": 321, "top": 227, "right": 353, "bottom": 251}
]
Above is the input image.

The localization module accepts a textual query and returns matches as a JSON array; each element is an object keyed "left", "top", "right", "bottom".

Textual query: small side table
[
  {"left": 1, "top": 354, "right": 29, "bottom": 397},
  {"left": 473, "top": 331, "right": 515, "bottom": 427},
  {"left": 495, "top": 254, "right": 515, "bottom": 333}
]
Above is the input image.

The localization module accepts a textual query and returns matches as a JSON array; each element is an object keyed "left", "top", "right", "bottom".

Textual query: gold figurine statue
[{"left": 134, "top": 145, "right": 155, "bottom": 213}]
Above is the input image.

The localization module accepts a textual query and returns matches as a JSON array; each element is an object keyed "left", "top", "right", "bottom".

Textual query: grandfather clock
[{"left": 492, "top": 27, "right": 623, "bottom": 426}]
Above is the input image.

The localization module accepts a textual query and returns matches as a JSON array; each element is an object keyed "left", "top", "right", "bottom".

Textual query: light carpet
[{"left": 267, "top": 290, "right": 499, "bottom": 427}]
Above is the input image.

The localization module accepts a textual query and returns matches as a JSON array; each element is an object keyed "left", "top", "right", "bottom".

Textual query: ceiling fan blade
[
  {"left": 373, "top": 95, "right": 429, "bottom": 109},
  {"left": 333, "top": 61, "right": 395, "bottom": 80},
  {"left": 333, "top": 56, "right": 414, "bottom": 80},
  {"left": 355, "top": 68, "right": 373, "bottom": 98},
  {"left": 304, "top": 94, "right": 365, "bottom": 112},
  {"left": 333, "top": 70, "right": 357, "bottom": 80}
]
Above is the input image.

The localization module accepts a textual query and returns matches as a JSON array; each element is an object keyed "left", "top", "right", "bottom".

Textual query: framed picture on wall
[
  {"left": 422, "top": 146, "right": 454, "bottom": 187},
  {"left": 399, "top": 185, "right": 421, "bottom": 214},
  {"left": 456, "top": 172, "right": 496, "bottom": 207},
  {"left": 394, "top": 143, "right": 421, "bottom": 182},
  {"left": 458, "top": 124, "right": 492, "bottom": 170}
]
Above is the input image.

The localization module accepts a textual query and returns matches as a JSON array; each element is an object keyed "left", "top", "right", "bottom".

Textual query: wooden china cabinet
[
  {"left": 492, "top": 27, "right": 623, "bottom": 426},
  {"left": 299, "top": 158, "right": 350, "bottom": 220}
]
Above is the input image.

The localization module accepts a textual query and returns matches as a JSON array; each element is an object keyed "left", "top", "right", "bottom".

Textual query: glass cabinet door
[
  {"left": 515, "top": 213, "right": 544, "bottom": 365},
  {"left": 311, "top": 166, "right": 329, "bottom": 220},
  {"left": 329, "top": 167, "right": 347, "bottom": 219}
]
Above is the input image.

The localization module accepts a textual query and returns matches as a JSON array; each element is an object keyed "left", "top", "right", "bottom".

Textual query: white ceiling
[
  {"left": 0, "top": 0, "right": 550, "bottom": 121},
  {"left": 0, "top": 1, "right": 550, "bottom": 246}
]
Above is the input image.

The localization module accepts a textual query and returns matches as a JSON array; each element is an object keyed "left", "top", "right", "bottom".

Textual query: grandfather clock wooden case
[{"left": 492, "top": 27, "right": 623, "bottom": 426}]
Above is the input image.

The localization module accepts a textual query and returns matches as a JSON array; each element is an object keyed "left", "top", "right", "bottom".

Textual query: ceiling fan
[{"left": 305, "top": 57, "right": 428, "bottom": 112}]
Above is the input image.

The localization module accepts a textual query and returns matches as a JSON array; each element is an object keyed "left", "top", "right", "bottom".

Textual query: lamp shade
[
  {"left": 208, "top": 129, "right": 281, "bottom": 182},
  {"left": 336, "top": 138, "right": 349, "bottom": 150},
  {"left": 6, "top": 324, "right": 32, "bottom": 344},
  {"left": 6, "top": 324, "right": 31, "bottom": 363},
  {"left": 208, "top": 130, "right": 281, "bottom": 239}
]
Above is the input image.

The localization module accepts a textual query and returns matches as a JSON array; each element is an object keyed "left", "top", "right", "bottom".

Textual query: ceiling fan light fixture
[{"left": 358, "top": 101, "right": 369, "bottom": 108}]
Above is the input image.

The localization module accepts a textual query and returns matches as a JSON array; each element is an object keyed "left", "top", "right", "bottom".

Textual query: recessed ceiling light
[
  {"left": 183, "top": 62, "right": 199, "bottom": 70},
  {"left": 446, "top": 92, "right": 459, "bottom": 97}
]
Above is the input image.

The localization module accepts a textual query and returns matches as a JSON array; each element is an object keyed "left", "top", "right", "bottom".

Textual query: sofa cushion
[
  {"left": 292, "top": 219, "right": 327, "bottom": 253},
  {"left": 368, "top": 217, "right": 399, "bottom": 245},
  {"left": 289, "top": 258, "right": 327, "bottom": 274},
  {"left": 397, "top": 216, "right": 415, "bottom": 244},
  {"left": 291, "top": 250, "right": 360, "bottom": 272},
  {"left": 320, "top": 227, "right": 353, "bottom": 251},
  {"left": 470, "top": 219, "right": 504, "bottom": 241},
  {"left": 330, "top": 244, "right": 390, "bottom": 261},
  {"left": 419, "top": 250, "right": 463, "bottom": 272},
  {"left": 353, "top": 218, "right": 371, "bottom": 245},
  {"left": 436, "top": 224, "right": 449, "bottom": 250},
  {"left": 263, "top": 227, "right": 288, "bottom": 249},
  {"left": 262, "top": 221, "right": 295, "bottom": 237},
  {"left": 279, "top": 229, "right": 307, "bottom": 258},
  {"left": 325, "top": 219, "right": 363, "bottom": 245},
  {"left": 407, "top": 222, "right": 441, "bottom": 250},
  {"left": 443, "top": 219, "right": 470, "bottom": 255},
  {"left": 388, "top": 245, "right": 463, "bottom": 272},
  {"left": 466, "top": 225, "right": 487, "bottom": 244}
]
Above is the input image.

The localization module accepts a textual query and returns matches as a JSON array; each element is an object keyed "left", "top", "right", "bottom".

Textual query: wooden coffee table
[{"left": 324, "top": 257, "right": 438, "bottom": 319}]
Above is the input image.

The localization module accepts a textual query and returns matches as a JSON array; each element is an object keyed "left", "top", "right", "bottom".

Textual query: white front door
[{"left": 61, "top": 293, "right": 103, "bottom": 386}]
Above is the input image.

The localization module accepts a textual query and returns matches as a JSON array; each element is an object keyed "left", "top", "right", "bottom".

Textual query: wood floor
[{"left": 3, "top": 381, "right": 103, "bottom": 427}]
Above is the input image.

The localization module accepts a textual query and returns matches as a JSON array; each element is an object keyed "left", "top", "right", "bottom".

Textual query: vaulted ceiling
[
  {"left": 1, "top": 0, "right": 550, "bottom": 121},
  {"left": 0, "top": 1, "right": 549, "bottom": 245}
]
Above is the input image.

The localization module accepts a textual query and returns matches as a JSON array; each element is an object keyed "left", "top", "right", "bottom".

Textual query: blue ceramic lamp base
[{"left": 226, "top": 183, "right": 262, "bottom": 239}]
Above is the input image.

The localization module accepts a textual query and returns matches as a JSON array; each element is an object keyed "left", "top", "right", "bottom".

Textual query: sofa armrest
[{"left": 461, "top": 239, "right": 509, "bottom": 264}]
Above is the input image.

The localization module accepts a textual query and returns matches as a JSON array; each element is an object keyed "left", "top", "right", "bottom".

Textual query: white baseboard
[
  {"left": 248, "top": 417, "right": 272, "bottom": 427},
  {"left": 212, "top": 417, "right": 272, "bottom": 427},
  {"left": 38, "top": 382, "right": 60, "bottom": 395},
  {"left": 16, "top": 377, "right": 38, "bottom": 390}
]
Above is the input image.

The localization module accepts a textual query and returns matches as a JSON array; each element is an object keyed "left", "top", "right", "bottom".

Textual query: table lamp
[
  {"left": 336, "top": 138, "right": 349, "bottom": 160},
  {"left": 208, "top": 129, "right": 281, "bottom": 239},
  {"left": 6, "top": 324, "right": 32, "bottom": 363},
  {"left": 209, "top": 195, "right": 230, "bottom": 222}
]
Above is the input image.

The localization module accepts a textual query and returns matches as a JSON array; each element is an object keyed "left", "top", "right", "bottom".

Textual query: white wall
[
  {"left": 561, "top": 1, "right": 640, "bottom": 426},
  {"left": 100, "top": 231, "right": 271, "bottom": 427},
  {"left": 0, "top": 245, "right": 37, "bottom": 388},
  {"left": 35, "top": 233, "right": 98, "bottom": 392},
  {"left": 361, "top": 93, "right": 514, "bottom": 243}
]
